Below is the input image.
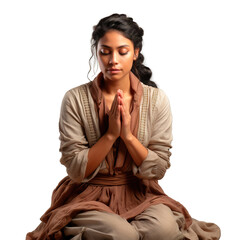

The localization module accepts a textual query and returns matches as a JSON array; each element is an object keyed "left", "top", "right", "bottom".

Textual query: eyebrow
[{"left": 100, "top": 44, "right": 130, "bottom": 49}]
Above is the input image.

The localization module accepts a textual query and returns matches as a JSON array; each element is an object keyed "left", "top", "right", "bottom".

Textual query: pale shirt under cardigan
[{"left": 59, "top": 81, "right": 172, "bottom": 183}]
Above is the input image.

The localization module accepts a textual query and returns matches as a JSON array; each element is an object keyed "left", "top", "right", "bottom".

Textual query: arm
[
  {"left": 122, "top": 134, "right": 148, "bottom": 167},
  {"left": 59, "top": 90, "right": 105, "bottom": 182},
  {"left": 84, "top": 133, "right": 115, "bottom": 178},
  {"left": 59, "top": 89, "right": 121, "bottom": 182},
  {"left": 132, "top": 89, "right": 172, "bottom": 180},
  {"left": 85, "top": 90, "right": 122, "bottom": 178}
]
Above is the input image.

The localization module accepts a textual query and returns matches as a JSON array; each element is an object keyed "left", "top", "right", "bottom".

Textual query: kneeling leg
[
  {"left": 131, "top": 204, "right": 184, "bottom": 240},
  {"left": 63, "top": 210, "right": 139, "bottom": 240}
]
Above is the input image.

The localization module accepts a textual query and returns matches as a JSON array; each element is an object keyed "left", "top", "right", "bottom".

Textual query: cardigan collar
[{"left": 89, "top": 71, "right": 143, "bottom": 111}]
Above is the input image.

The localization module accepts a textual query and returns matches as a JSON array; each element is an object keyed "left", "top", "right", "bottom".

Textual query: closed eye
[
  {"left": 99, "top": 45, "right": 130, "bottom": 56},
  {"left": 119, "top": 50, "right": 129, "bottom": 55},
  {"left": 100, "top": 49, "right": 111, "bottom": 55}
]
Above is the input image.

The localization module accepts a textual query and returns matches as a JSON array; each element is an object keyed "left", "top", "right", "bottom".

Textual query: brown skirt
[{"left": 26, "top": 173, "right": 220, "bottom": 240}]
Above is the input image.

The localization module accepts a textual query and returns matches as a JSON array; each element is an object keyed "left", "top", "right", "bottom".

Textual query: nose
[{"left": 109, "top": 51, "right": 118, "bottom": 65}]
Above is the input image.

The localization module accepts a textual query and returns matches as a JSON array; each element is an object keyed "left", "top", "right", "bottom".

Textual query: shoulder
[
  {"left": 61, "top": 82, "right": 92, "bottom": 105},
  {"left": 141, "top": 82, "right": 170, "bottom": 111},
  {"left": 63, "top": 82, "right": 92, "bottom": 99}
]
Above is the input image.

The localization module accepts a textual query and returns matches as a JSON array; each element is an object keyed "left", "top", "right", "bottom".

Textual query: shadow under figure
[{"left": 26, "top": 13, "right": 221, "bottom": 240}]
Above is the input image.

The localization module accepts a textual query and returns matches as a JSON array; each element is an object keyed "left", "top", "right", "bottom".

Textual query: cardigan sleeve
[
  {"left": 132, "top": 89, "right": 172, "bottom": 180},
  {"left": 58, "top": 90, "right": 101, "bottom": 183}
]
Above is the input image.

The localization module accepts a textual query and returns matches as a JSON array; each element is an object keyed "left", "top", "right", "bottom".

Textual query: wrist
[
  {"left": 105, "top": 131, "right": 118, "bottom": 143},
  {"left": 122, "top": 133, "right": 134, "bottom": 144}
]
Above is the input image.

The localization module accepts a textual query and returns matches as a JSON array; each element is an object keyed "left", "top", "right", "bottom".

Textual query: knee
[
  {"left": 135, "top": 204, "right": 184, "bottom": 240},
  {"left": 113, "top": 223, "right": 139, "bottom": 240},
  {"left": 101, "top": 213, "right": 139, "bottom": 240},
  {"left": 144, "top": 220, "right": 183, "bottom": 240},
  {"left": 120, "top": 228, "right": 139, "bottom": 240}
]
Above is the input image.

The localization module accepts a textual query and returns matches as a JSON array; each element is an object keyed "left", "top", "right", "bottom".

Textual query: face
[{"left": 96, "top": 30, "right": 139, "bottom": 82}]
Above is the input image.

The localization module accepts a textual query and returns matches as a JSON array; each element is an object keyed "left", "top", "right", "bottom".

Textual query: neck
[{"left": 102, "top": 73, "right": 131, "bottom": 96}]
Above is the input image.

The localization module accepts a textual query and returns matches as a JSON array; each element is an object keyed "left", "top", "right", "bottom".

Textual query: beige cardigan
[
  {"left": 26, "top": 79, "right": 221, "bottom": 240},
  {"left": 59, "top": 81, "right": 172, "bottom": 183}
]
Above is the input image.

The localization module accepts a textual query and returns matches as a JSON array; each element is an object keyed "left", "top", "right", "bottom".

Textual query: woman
[{"left": 26, "top": 14, "right": 221, "bottom": 240}]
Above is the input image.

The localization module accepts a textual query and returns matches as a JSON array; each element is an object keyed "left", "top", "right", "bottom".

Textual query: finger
[
  {"left": 117, "top": 104, "right": 121, "bottom": 118},
  {"left": 118, "top": 96, "right": 123, "bottom": 106},
  {"left": 120, "top": 104, "right": 124, "bottom": 115},
  {"left": 120, "top": 105, "right": 126, "bottom": 123},
  {"left": 120, "top": 90, "right": 124, "bottom": 99},
  {"left": 115, "top": 96, "right": 121, "bottom": 117},
  {"left": 113, "top": 94, "right": 121, "bottom": 118},
  {"left": 120, "top": 96, "right": 127, "bottom": 111},
  {"left": 110, "top": 93, "right": 118, "bottom": 114},
  {"left": 117, "top": 89, "right": 123, "bottom": 99}
]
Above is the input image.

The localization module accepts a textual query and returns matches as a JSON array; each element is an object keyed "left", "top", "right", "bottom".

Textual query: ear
[{"left": 133, "top": 48, "right": 140, "bottom": 60}]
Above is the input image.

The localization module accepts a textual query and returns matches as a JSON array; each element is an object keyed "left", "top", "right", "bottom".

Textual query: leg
[
  {"left": 63, "top": 210, "right": 139, "bottom": 240},
  {"left": 131, "top": 204, "right": 184, "bottom": 240}
]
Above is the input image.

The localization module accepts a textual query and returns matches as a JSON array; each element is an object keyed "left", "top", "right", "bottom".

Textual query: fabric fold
[{"left": 26, "top": 72, "right": 220, "bottom": 240}]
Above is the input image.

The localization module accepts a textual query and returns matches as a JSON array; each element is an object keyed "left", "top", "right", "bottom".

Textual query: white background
[{"left": 0, "top": 0, "right": 239, "bottom": 239}]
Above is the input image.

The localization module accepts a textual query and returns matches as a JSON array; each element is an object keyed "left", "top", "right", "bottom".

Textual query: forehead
[{"left": 98, "top": 30, "right": 134, "bottom": 48}]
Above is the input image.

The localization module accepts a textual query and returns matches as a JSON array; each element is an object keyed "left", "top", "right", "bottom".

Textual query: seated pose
[{"left": 26, "top": 13, "right": 221, "bottom": 240}]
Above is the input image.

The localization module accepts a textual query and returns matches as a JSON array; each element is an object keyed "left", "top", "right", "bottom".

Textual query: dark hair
[{"left": 89, "top": 13, "right": 158, "bottom": 88}]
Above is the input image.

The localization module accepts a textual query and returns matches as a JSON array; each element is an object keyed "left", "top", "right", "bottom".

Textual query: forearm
[
  {"left": 84, "top": 132, "right": 116, "bottom": 178},
  {"left": 123, "top": 134, "right": 148, "bottom": 167}
]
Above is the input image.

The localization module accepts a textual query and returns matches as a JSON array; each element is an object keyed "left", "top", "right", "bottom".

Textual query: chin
[
  {"left": 104, "top": 73, "right": 124, "bottom": 81},
  {"left": 105, "top": 71, "right": 130, "bottom": 82}
]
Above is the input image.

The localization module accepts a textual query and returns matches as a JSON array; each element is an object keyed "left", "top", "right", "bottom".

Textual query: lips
[{"left": 107, "top": 68, "right": 121, "bottom": 74}]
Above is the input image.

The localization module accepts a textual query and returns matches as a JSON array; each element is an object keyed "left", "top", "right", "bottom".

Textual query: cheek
[
  {"left": 97, "top": 55, "right": 107, "bottom": 68},
  {"left": 123, "top": 55, "right": 135, "bottom": 68}
]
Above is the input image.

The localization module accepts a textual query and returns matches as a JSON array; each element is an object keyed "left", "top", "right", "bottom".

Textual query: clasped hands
[{"left": 107, "top": 89, "right": 132, "bottom": 142}]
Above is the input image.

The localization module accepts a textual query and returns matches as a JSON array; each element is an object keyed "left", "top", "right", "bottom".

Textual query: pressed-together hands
[
  {"left": 86, "top": 89, "right": 146, "bottom": 178},
  {"left": 106, "top": 89, "right": 132, "bottom": 142}
]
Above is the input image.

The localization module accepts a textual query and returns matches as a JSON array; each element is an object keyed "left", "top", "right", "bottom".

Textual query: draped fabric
[{"left": 26, "top": 72, "right": 220, "bottom": 240}]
